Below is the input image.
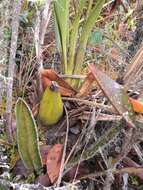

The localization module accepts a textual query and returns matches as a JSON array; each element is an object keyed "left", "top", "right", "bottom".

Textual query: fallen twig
[
  {"left": 79, "top": 167, "right": 143, "bottom": 180},
  {"left": 62, "top": 97, "right": 116, "bottom": 113}
]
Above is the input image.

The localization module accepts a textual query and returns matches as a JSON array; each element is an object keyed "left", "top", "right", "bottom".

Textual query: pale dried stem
[
  {"left": 5, "top": 0, "right": 22, "bottom": 142},
  {"left": 79, "top": 167, "right": 143, "bottom": 180},
  {"left": 62, "top": 97, "right": 116, "bottom": 113},
  {"left": 34, "top": 1, "right": 52, "bottom": 97},
  {"left": 124, "top": 44, "right": 143, "bottom": 88}
]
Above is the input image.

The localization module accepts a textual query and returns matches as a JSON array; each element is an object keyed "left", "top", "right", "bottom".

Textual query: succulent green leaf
[{"left": 16, "top": 98, "right": 42, "bottom": 173}]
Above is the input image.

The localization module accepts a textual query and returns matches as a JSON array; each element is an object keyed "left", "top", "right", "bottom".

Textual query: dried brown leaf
[
  {"left": 88, "top": 63, "right": 135, "bottom": 127},
  {"left": 76, "top": 72, "right": 95, "bottom": 97}
]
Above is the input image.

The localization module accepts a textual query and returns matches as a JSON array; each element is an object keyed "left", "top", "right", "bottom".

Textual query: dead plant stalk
[{"left": 5, "top": 0, "right": 22, "bottom": 142}]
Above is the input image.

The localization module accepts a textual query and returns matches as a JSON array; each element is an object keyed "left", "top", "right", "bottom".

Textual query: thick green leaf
[
  {"left": 53, "top": 0, "right": 69, "bottom": 73},
  {"left": 71, "top": 0, "right": 105, "bottom": 88},
  {"left": 68, "top": 0, "right": 86, "bottom": 75},
  {"left": 16, "top": 98, "right": 42, "bottom": 173}
]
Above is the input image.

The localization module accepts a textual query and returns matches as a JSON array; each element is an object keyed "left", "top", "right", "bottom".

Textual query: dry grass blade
[
  {"left": 79, "top": 167, "right": 143, "bottom": 180},
  {"left": 79, "top": 112, "right": 122, "bottom": 121},
  {"left": 34, "top": 1, "right": 52, "bottom": 98},
  {"left": 123, "top": 157, "right": 143, "bottom": 180},
  {"left": 62, "top": 97, "right": 115, "bottom": 113},
  {"left": 124, "top": 44, "right": 143, "bottom": 88},
  {"left": 34, "top": 0, "right": 52, "bottom": 68}
]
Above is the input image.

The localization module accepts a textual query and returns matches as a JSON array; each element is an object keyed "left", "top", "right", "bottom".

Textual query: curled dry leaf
[
  {"left": 46, "top": 144, "right": 63, "bottom": 184},
  {"left": 42, "top": 75, "right": 75, "bottom": 96},
  {"left": 40, "top": 69, "right": 76, "bottom": 96},
  {"left": 41, "top": 75, "right": 52, "bottom": 89}
]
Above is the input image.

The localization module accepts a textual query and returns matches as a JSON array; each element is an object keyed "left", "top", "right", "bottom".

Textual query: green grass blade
[
  {"left": 53, "top": 0, "right": 69, "bottom": 73},
  {"left": 68, "top": 0, "right": 86, "bottom": 76},
  {"left": 72, "top": 0, "right": 105, "bottom": 88}
]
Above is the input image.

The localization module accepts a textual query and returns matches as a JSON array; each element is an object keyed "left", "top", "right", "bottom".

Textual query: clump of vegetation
[{"left": 1, "top": 0, "right": 143, "bottom": 189}]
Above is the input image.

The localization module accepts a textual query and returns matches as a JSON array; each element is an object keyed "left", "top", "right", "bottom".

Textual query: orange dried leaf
[
  {"left": 46, "top": 144, "right": 63, "bottom": 184},
  {"left": 129, "top": 97, "right": 143, "bottom": 114},
  {"left": 76, "top": 72, "right": 95, "bottom": 97},
  {"left": 40, "top": 69, "right": 76, "bottom": 96},
  {"left": 41, "top": 76, "right": 52, "bottom": 89},
  {"left": 59, "top": 86, "right": 76, "bottom": 97},
  {"left": 41, "top": 75, "right": 74, "bottom": 96}
]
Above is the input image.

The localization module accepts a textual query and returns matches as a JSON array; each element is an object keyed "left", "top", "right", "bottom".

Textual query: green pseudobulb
[{"left": 39, "top": 81, "right": 63, "bottom": 125}]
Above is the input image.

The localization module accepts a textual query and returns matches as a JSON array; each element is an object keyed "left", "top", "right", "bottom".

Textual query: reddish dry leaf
[
  {"left": 88, "top": 63, "right": 135, "bottom": 127},
  {"left": 41, "top": 75, "right": 52, "bottom": 89},
  {"left": 59, "top": 86, "right": 76, "bottom": 97},
  {"left": 40, "top": 69, "right": 76, "bottom": 96},
  {"left": 76, "top": 72, "right": 95, "bottom": 97},
  {"left": 41, "top": 75, "right": 74, "bottom": 96},
  {"left": 129, "top": 97, "right": 143, "bottom": 114},
  {"left": 46, "top": 144, "right": 63, "bottom": 184}
]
